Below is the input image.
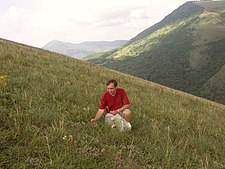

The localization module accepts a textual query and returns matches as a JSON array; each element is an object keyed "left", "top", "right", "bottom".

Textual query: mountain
[
  {"left": 42, "top": 39, "right": 128, "bottom": 59},
  {"left": 86, "top": 1, "right": 225, "bottom": 105}
]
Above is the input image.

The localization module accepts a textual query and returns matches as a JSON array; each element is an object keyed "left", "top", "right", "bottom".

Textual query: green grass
[{"left": 1, "top": 38, "right": 225, "bottom": 168}]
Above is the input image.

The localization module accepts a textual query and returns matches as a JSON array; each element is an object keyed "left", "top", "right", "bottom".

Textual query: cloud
[
  {"left": 0, "top": 6, "right": 30, "bottom": 35},
  {"left": 8, "top": 6, "right": 20, "bottom": 21},
  {"left": 90, "top": 5, "right": 152, "bottom": 29},
  {"left": 130, "top": 9, "right": 149, "bottom": 19},
  {"left": 0, "top": 0, "right": 189, "bottom": 47}
]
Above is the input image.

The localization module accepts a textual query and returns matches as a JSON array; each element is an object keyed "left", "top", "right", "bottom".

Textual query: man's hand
[
  {"left": 90, "top": 109, "right": 104, "bottom": 125},
  {"left": 110, "top": 110, "right": 118, "bottom": 115},
  {"left": 91, "top": 118, "right": 97, "bottom": 124}
]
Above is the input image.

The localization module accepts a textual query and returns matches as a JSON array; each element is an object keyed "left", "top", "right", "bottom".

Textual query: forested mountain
[
  {"left": 86, "top": 1, "right": 225, "bottom": 105},
  {"left": 43, "top": 40, "right": 127, "bottom": 59}
]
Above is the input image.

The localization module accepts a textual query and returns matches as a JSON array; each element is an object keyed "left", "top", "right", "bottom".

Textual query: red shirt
[{"left": 99, "top": 88, "right": 130, "bottom": 112}]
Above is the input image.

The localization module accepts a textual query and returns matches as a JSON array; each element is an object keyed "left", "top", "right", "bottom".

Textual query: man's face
[{"left": 107, "top": 83, "right": 116, "bottom": 96}]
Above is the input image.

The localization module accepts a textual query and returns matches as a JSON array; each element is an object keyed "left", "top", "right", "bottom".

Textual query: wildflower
[
  {"left": 101, "top": 148, "right": 105, "bottom": 153},
  {"left": 0, "top": 75, "right": 7, "bottom": 79},
  {"left": 69, "top": 135, "right": 73, "bottom": 141},
  {"left": 25, "top": 157, "right": 40, "bottom": 166},
  {"left": 63, "top": 135, "right": 67, "bottom": 140}
]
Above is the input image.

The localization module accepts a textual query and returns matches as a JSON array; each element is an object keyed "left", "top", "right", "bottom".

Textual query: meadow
[{"left": 0, "top": 38, "right": 225, "bottom": 168}]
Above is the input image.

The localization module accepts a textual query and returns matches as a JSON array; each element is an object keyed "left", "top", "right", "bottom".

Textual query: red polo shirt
[{"left": 99, "top": 88, "right": 130, "bottom": 112}]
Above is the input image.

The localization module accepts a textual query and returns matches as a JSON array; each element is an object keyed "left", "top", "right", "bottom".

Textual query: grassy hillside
[
  {"left": 86, "top": 1, "right": 225, "bottom": 105},
  {"left": 1, "top": 38, "right": 225, "bottom": 168}
]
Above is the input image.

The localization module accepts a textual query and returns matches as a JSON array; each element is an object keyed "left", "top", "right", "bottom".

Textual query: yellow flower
[{"left": 0, "top": 75, "right": 7, "bottom": 79}]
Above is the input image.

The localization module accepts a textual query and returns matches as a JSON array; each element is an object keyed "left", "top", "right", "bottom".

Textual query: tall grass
[{"left": 0, "top": 38, "right": 225, "bottom": 168}]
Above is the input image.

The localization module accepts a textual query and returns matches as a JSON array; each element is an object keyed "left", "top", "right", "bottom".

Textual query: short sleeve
[{"left": 122, "top": 89, "right": 130, "bottom": 105}]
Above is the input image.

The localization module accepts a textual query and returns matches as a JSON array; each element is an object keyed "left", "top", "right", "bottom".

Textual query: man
[{"left": 91, "top": 79, "right": 132, "bottom": 129}]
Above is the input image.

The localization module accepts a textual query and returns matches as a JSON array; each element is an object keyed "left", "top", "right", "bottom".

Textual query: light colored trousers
[{"left": 105, "top": 109, "right": 131, "bottom": 126}]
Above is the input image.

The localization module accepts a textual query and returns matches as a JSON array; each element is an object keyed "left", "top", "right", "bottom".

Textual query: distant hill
[
  {"left": 1, "top": 37, "right": 225, "bottom": 168},
  {"left": 42, "top": 40, "right": 128, "bottom": 59},
  {"left": 86, "top": 1, "right": 225, "bottom": 105}
]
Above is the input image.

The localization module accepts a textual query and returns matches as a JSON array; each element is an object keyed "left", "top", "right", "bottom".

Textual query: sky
[{"left": 0, "top": 0, "right": 189, "bottom": 48}]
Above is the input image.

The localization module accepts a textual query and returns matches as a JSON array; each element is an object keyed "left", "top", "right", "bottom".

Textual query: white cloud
[
  {"left": 0, "top": 0, "right": 189, "bottom": 47},
  {"left": 130, "top": 9, "right": 148, "bottom": 19},
  {"left": 1, "top": 6, "right": 28, "bottom": 35},
  {"left": 8, "top": 6, "right": 19, "bottom": 21}
]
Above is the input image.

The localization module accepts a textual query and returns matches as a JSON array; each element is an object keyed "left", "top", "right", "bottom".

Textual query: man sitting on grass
[{"left": 91, "top": 79, "right": 132, "bottom": 130}]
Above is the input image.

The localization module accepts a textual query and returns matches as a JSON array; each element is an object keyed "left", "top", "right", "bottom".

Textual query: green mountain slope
[
  {"left": 1, "top": 38, "right": 225, "bottom": 168},
  {"left": 87, "top": 1, "right": 225, "bottom": 105}
]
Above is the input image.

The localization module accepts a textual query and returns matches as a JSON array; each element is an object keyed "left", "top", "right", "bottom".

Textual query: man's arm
[
  {"left": 117, "top": 104, "right": 130, "bottom": 112},
  {"left": 110, "top": 104, "right": 130, "bottom": 115},
  {"left": 91, "top": 109, "right": 105, "bottom": 123}
]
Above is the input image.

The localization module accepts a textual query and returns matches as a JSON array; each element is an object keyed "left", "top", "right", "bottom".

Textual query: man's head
[{"left": 106, "top": 79, "right": 117, "bottom": 96}]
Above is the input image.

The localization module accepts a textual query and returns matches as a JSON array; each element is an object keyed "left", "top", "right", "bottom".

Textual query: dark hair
[{"left": 106, "top": 79, "right": 118, "bottom": 87}]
